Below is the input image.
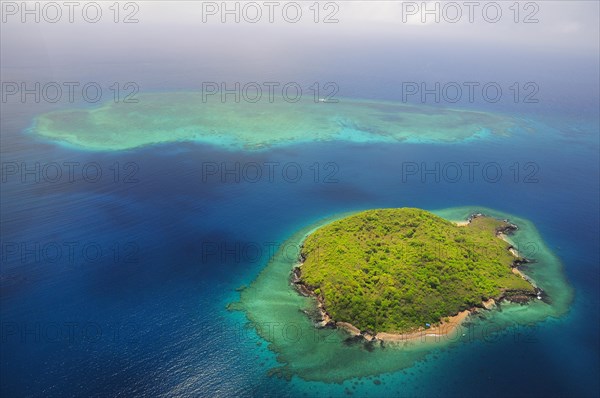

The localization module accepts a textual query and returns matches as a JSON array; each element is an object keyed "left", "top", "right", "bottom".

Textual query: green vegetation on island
[{"left": 297, "top": 208, "right": 536, "bottom": 334}]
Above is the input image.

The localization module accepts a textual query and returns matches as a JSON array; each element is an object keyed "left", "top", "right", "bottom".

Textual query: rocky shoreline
[{"left": 290, "top": 213, "right": 545, "bottom": 345}]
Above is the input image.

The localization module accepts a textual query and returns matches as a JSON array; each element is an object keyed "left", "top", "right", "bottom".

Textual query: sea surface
[{"left": 1, "top": 91, "right": 598, "bottom": 396}]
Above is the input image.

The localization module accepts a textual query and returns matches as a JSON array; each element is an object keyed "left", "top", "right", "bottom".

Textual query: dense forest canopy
[{"left": 299, "top": 208, "right": 534, "bottom": 333}]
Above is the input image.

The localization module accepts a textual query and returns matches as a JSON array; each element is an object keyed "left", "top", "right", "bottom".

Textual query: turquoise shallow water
[{"left": 29, "top": 94, "right": 520, "bottom": 151}]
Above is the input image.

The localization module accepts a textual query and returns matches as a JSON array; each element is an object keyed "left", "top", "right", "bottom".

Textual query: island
[
  {"left": 231, "top": 206, "right": 572, "bottom": 382},
  {"left": 293, "top": 208, "right": 540, "bottom": 341}
]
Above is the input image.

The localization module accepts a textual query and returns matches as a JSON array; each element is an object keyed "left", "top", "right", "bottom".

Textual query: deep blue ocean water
[{"left": 1, "top": 95, "right": 598, "bottom": 396}]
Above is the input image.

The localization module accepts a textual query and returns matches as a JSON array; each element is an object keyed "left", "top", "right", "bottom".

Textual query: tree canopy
[{"left": 299, "top": 208, "right": 534, "bottom": 333}]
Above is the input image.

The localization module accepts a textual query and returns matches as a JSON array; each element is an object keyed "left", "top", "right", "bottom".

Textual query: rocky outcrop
[
  {"left": 500, "top": 287, "right": 543, "bottom": 304},
  {"left": 291, "top": 266, "right": 313, "bottom": 297},
  {"left": 495, "top": 221, "right": 519, "bottom": 236}
]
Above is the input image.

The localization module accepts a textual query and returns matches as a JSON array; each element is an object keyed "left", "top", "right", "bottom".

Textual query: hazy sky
[
  {"left": 2, "top": 1, "right": 598, "bottom": 63},
  {"left": 1, "top": 1, "right": 598, "bottom": 112}
]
